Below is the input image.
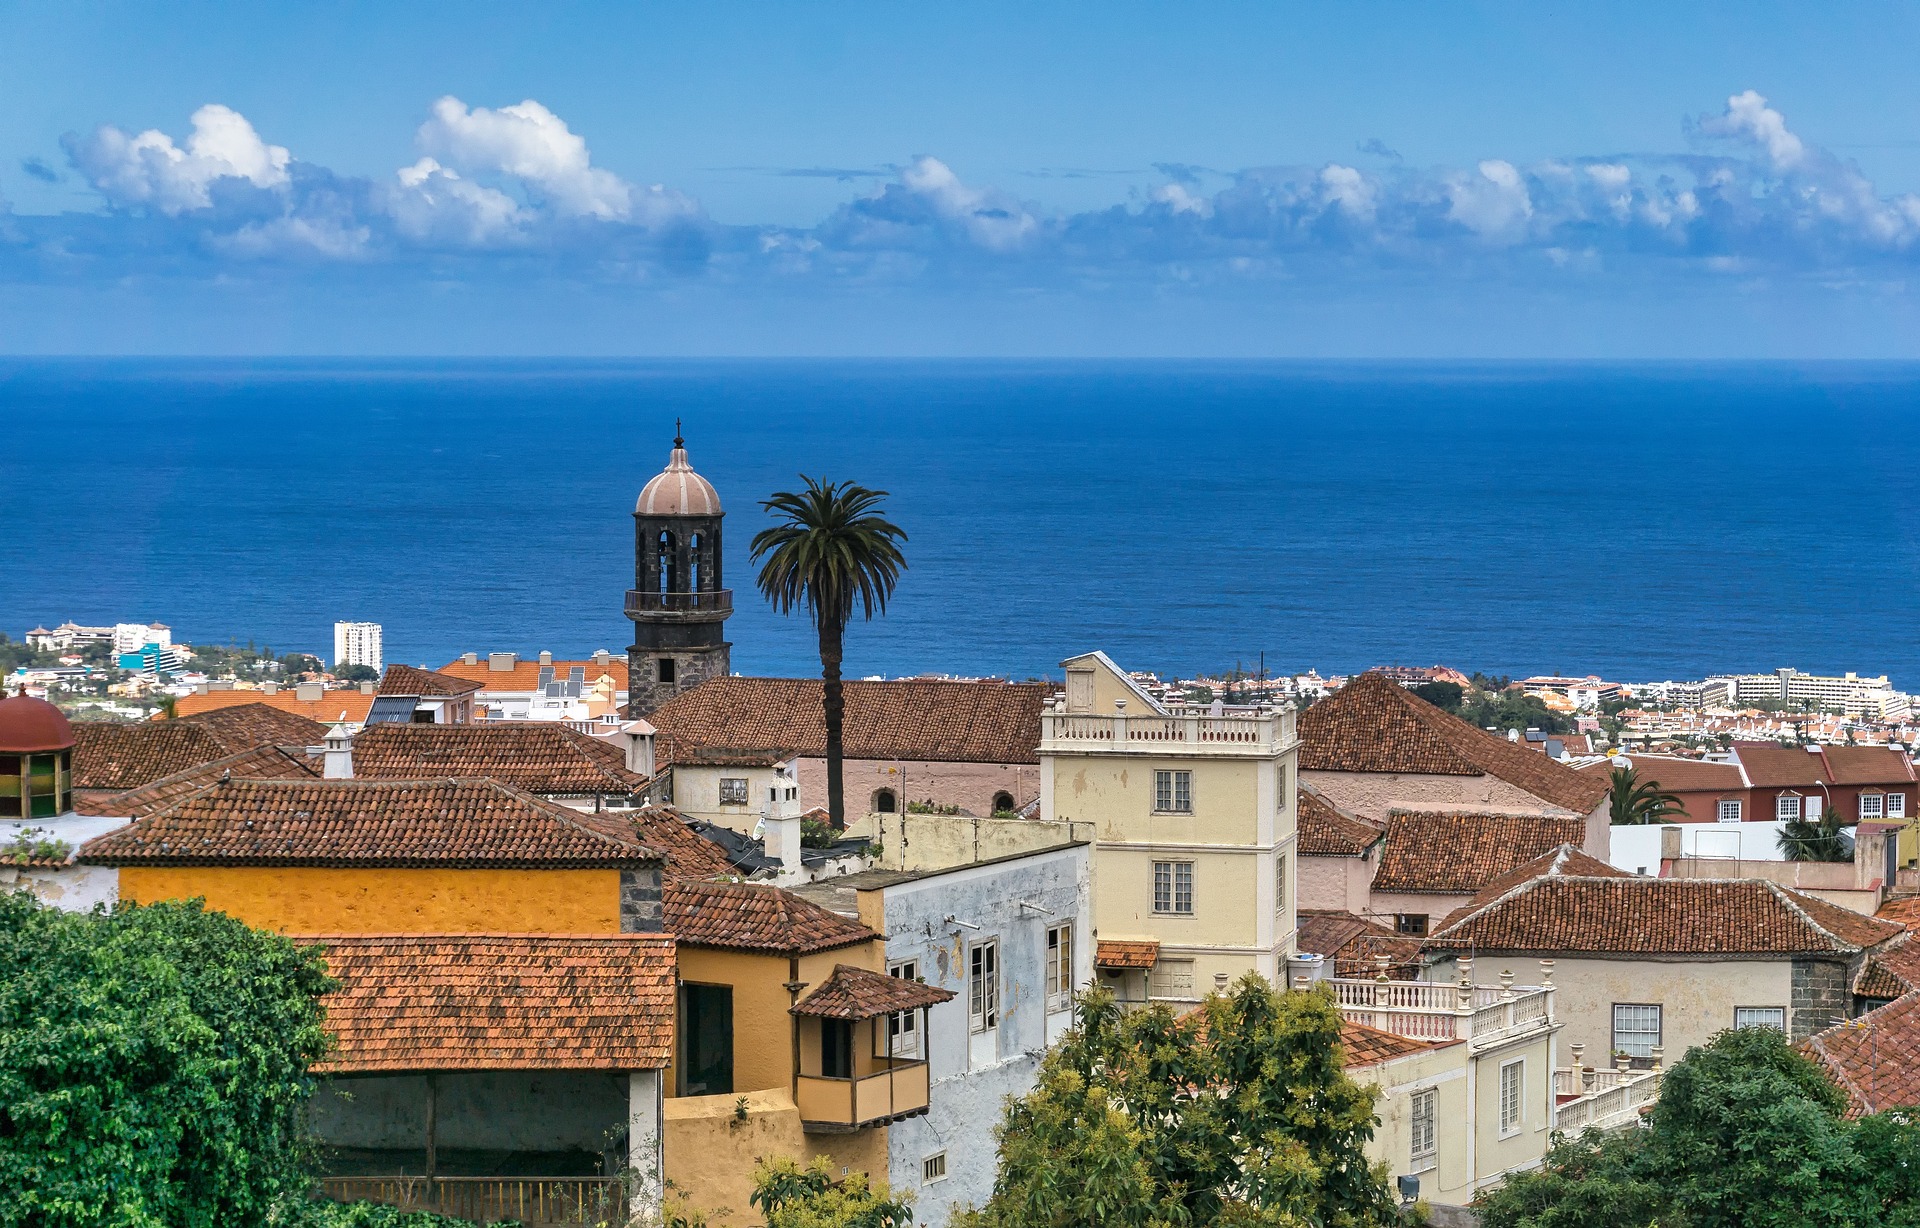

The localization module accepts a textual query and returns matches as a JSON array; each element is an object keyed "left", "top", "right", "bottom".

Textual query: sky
[{"left": 6, "top": 2, "right": 1920, "bottom": 356}]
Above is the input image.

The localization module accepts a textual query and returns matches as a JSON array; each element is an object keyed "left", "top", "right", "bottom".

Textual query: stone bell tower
[{"left": 626, "top": 426, "right": 732, "bottom": 716}]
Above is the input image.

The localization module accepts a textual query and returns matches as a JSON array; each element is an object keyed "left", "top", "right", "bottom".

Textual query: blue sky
[{"left": 6, "top": 2, "right": 1920, "bottom": 356}]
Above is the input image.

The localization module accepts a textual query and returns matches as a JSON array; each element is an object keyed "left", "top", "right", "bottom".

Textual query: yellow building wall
[
  {"left": 664, "top": 1088, "right": 889, "bottom": 1227},
  {"left": 117, "top": 866, "right": 622, "bottom": 933},
  {"left": 1052, "top": 758, "right": 1263, "bottom": 845},
  {"left": 1096, "top": 845, "right": 1262, "bottom": 946},
  {"left": 1356, "top": 1042, "right": 1473, "bottom": 1202}
]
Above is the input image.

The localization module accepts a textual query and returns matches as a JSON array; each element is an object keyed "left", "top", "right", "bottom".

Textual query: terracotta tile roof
[
  {"left": 1448, "top": 843, "right": 1631, "bottom": 917},
  {"left": 1736, "top": 744, "right": 1917, "bottom": 789},
  {"left": 171, "top": 689, "right": 377, "bottom": 727},
  {"left": 1802, "top": 992, "right": 1920, "bottom": 1116},
  {"left": 436, "top": 658, "right": 630, "bottom": 693},
  {"left": 1370, "top": 810, "right": 1589, "bottom": 894},
  {"left": 1340, "top": 1019, "right": 1450, "bottom": 1068},
  {"left": 663, "top": 878, "right": 876, "bottom": 955},
  {"left": 649, "top": 676, "right": 1047, "bottom": 765},
  {"left": 1429, "top": 876, "right": 1905, "bottom": 956},
  {"left": 1095, "top": 939, "right": 1160, "bottom": 969},
  {"left": 1299, "top": 674, "right": 1609, "bottom": 813},
  {"left": 346, "top": 723, "right": 651, "bottom": 796},
  {"left": 1876, "top": 896, "right": 1920, "bottom": 933},
  {"left": 303, "top": 933, "right": 675, "bottom": 1073},
  {"left": 378, "top": 664, "right": 484, "bottom": 697},
  {"left": 77, "top": 778, "right": 662, "bottom": 869},
  {"left": 176, "top": 704, "right": 330, "bottom": 748},
  {"left": 1296, "top": 909, "right": 1425, "bottom": 977},
  {"left": 792, "top": 964, "right": 956, "bottom": 1019},
  {"left": 1853, "top": 945, "right": 1920, "bottom": 1000},
  {"left": 74, "top": 745, "right": 319, "bottom": 817},
  {"left": 1578, "top": 755, "right": 1746, "bottom": 792},
  {"left": 73, "top": 705, "right": 327, "bottom": 792},
  {"left": 1297, "top": 786, "right": 1384, "bottom": 857},
  {"left": 627, "top": 806, "right": 740, "bottom": 880}
]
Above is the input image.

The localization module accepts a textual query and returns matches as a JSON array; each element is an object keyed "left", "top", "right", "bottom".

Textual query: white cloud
[
  {"left": 1318, "top": 164, "right": 1375, "bottom": 219},
  {"left": 69, "top": 104, "right": 291, "bottom": 214},
  {"left": 1701, "top": 90, "right": 1805, "bottom": 169},
  {"left": 898, "top": 156, "right": 1038, "bottom": 250},
  {"left": 415, "top": 97, "right": 633, "bottom": 220},
  {"left": 1151, "top": 181, "right": 1214, "bottom": 217},
  {"left": 385, "top": 156, "right": 526, "bottom": 244},
  {"left": 1447, "top": 160, "right": 1532, "bottom": 239}
]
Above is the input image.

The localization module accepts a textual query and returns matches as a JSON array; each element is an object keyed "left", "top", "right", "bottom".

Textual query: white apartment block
[
  {"left": 333, "top": 622, "right": 384, "bottom": 673},
  {"left": 111, "top": 622, "right": 172, "bottom": 654},
  {"left": 1718, "top": 669, "right": 1912, "bottom": 722}
]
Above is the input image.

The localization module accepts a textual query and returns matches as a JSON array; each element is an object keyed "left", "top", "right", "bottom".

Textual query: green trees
[
  {"left": 0, "top": 892, "right": 336, "bottom": 1228},
  {"left": 749, "top": 1158, "right": 914, "bottom": 1228},
  {"left": 957, "top": 976, "right": 1397, "bottom": 1228},
  {"left": 751, "top": 478, "right": 908, "bottom": 828},
  {"left": 1778, "top": 805, "right": 1855, "bottom": 862},
  {"left": 1477, "top": 1026, "right": 1920, "bottom": 1228},
  {"left": 1606, "top": 764, "right": 1687, "bottom": 825}
]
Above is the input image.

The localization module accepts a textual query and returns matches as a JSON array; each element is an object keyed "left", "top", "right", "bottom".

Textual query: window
[
  {"left": 1274, "top": 853, "right": 1288, "bottom": 918},
  {"left": 1807, "top": 794, "right": 1824, "bottom": 821},
  {"left": 1153, "top": 769, "right": 1193, "bottom": 813},
  {"left": 888, "top": 961, "right": 921, "bottom": 1056},
  {"left": 968, "top": 941, "right": 999, "bottom": 1033},
  {"left": 1046, "top": 925, "right": 1073, "bottom": 1013},
  {"left": 992, "top": 791, "right": 1016, "bottom": 814},
  {"left": 1717, "top": 799, "right": 1743, "bottom": 823},
  {"left": 1394, "top": 913, "right": 1429, "bottom": 937},
  {"left": 657, "top": 657, "right": 676, "bottom": 684},
  {"left": 1735, "top": 1006, "right": 1786, "bottom": 1032},
  {"left": 718, "top": 777, "right": 749, "bottom": 806},
  {"left": 872, "top": 788, "right": 897, "bottom": 814},
  {"left": 1890, "top": 793, "right": 1908, "bottom": 819},
  {"left": 1148, "top": 958, "right": 1195, "bottom": 1000},
  {"left": 1861, "top": 793, "right": 1885, "bottom": 819},
  {"left": 922, "top": 1153, "right": 948, "bottom": 1183},
  {"left": 1409, "top": 1089, "right": 1437, "bottom": 1170},
  {"left": 1152, "top": 861, "right": 1194, "bottom": 914},
  {"left": 1, "top": 751, "right": 69, "bottom": 819},
  {"left": 1777, "top": 794, "right": 1802, "bottom": 821},
  {"left": 1498, "top": 1060, "right": 1525, "bottom": 1135},
  {"left": 1613, "top": 1004, "right": 1662, "bottom": 1058}
]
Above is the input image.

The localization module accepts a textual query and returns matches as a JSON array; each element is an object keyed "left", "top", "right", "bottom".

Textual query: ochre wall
[
  {"left": 116, "top": 866, "right": 623, "bottom": 933},
  {"left": 671, "top": 942, "right": 886, "bottom": 1100},
  {"left": 664, "top": 1088, "right": 889, "bottom": 1227}
]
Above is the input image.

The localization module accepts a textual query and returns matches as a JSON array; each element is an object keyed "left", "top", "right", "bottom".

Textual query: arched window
[
  {"left": 992, "top": 791, "right": 1016, "bottom": 815},
  {"left": 657, "top": 530, "right": 677, "bottom": 593},
  {"left": 872, "top": 788, "right": 897, "bottom": 814},
  {"left": 688, "top": 533, "right": 703, "bottom": 592}
]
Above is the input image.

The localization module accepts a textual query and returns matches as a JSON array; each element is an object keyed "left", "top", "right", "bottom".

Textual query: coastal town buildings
[
  {"left": 332, "top": 620, "right": 384, "bottom": 673},
  {"left": 365, "top": 664, "right": 481, "bottom": 725},
  {"left": 173, "top": 680, "right": 379, "bottom": 728},
  {"left": 437, "top": 651, "right": 628, "bottom": 723}
]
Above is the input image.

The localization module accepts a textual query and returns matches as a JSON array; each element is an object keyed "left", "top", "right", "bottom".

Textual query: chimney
[
  {"left": 295, "top": 682, "right": 323, "bottom": 702},
  {"left": 462, "top": 652, "right": 479, "bottom": 665},
  {"left": 763, "top": 812, "right": 804, "bottom": 877},
  {"left": 593, "top": 649, "right": 611, "bottom": 666},
  {"left": 539, "top": 650, "right": 553, "bottom": 666},
  {"left": 322, "top": 723, "right": 354, "bottom": 780},
  {"left": 621, "top": 719, "right": 657, "bottom": 776},
  {"left": 357, "top": 680, "right": 376, "bottom": 694},
  {"left": 488, "top": 652, "right": 517, "bottom": 672},
  {"left": 261, "top": 681, "right": 280, "bottom": 694}
]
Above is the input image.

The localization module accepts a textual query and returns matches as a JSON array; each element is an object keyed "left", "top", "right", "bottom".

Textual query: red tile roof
[
  {"left": 177, "top": 704, "right": 331, "bottom": 748},
  {"left": 74, "top": 744, "right": 319, "bottom": 817},
  {"left": 627, "top": 806, "right": 740, "bottom": 880},
  {"left": 1370, "top": 810, "right": 1590, "bottom": 894},
  {"left": 73, "top": 706, "right": 327, "bottom": 792},
  {"left": 171, "top": 689, "right": 377, "bottom": 727},
  {"left": 77, "top": 777, "right": 661, "bottom": 869},
  {"left": 304, "top": 933, "right": 675, "bottom": 1073},
  {"left": 1299, "top": 674, "right": 1608, "bottom": 813},
  {"left": 1340, "top": 1019, "right": 1451, "bottom": 1067},
  {"left": 1430, "top": 876, "right": 1905, "bottom": 956},
  {"left": 346, "top": 723, "right": 650, "bottom": 796},
  {"left": 792, "top": 964, "right": 956, "bottom": 1019},
  {"left": 1297, "top": 786, "right": 1384, "bottom": 857},
  {"left": 1296, "top": 910, "right": 1425, "bottom": 977},
  {"left": 650, "top": 676, "right": 1047, "bottom": 765},
  {"left": 1449, "top": 844, "right": 1631, "bottom": 917},
  {"left": 1853, "top": 936, "right": 1920, "bottom": 999},
  {"left": 1095, "top": 939, "right": 1160, "bottom": 969},
  {"left": 663, "top": 878, "right": 876, "bottom": 955},
  {"left": 1802, "top": 992, "right": 1920, "bottom": 1116},
  {"left": 1577, "top": 755, "right": 1746, "bottom": 792},
  {"left": 437, "top": 658, "right": 630, "bottom": 693},
  {"left": 1736, "top": 744, "right": 1916, "bottom": 789},
  {"left": 378, "top": 664, "right": 484, "bottom": 697},
  {"left": 1876, "top": 896, "right": 1920, "bottom": 934}
]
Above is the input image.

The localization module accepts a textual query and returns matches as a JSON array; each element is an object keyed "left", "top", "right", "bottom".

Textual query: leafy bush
[
  {"left": 0, "top": 892, "right": 336, "bottom": 1227},
  {"left": 1, "top": 829, "right": 71, "bottom": 865},
  {"left": 294, "top": 1201, "right": 511, "bottom": 1228},
  {"left": 800, "top": 816, "right": 839, "bottom": 848},
  {"left": 750, "top": 1158, "right": 913, "bottom": 1228}
]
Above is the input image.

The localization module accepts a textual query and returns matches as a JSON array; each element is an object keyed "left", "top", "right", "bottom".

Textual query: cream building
[{"left": 1040, "top": 651, "right": 1298, "bottom": 1004}]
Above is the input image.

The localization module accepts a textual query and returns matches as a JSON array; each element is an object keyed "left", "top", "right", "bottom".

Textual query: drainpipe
[{"left": 786, "top": 958, "right": 805, "bottom": 1103}]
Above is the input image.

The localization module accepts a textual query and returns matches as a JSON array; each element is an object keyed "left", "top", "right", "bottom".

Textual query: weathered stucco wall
[
  {"left": 0, "top": 864, "right": 119, "bottom": 912},
  {"left": 663, "top": 1088, "right": 887, "bottom": 1227},
  {"left": 1296, "top": 853, "right": 1372, "bottom": 914},
  {"left": 671, "top": 941, "right": 885, "bottom": 1099},
  {"left": 117, "top": 866, "right": 624, "bottom": 933},
  {"left": 850, "top": 812, "right": 1093, "bottom": 873},
  {"left": 669, "top": 764, "right": 788, "bottom": 831},
  {"left": 799, "top": 757, "right": 1042, "bottom": 820}
]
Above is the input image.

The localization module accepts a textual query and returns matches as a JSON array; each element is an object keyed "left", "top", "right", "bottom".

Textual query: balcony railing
[
  {"left": 1553, "top": 1063, "right": 1664, "bottom": 1133},
  {"left": 317, "top": 1176, "right": 624, "bottom": 1225},
  {"left": 795, "top": 1057, "right": 931, "bottom": 1130},
  {"left": 1330, "top": 971, "right": 1555, "bottom": 1052},
  {"left": 624, "top": 588, "right": 733, "bottom": 618},
  {"left": 1039, "top": 707, "right": 1295, "bottom": 756}
]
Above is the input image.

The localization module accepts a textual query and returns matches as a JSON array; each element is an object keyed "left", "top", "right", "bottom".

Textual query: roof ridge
[
  {"left": 1766, "top": 881, "right": 1893, "bottom": 951},
  {"left": 288, "top": 931, "right": 675, "bottom": 942},
  {"left": 1430, "top": 873, "right": 1552, "bottom": 938}
]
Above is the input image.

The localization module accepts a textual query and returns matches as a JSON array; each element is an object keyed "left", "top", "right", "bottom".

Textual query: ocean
[{"left": 3, "top": 358, "right": 1918, "bottom": 688}]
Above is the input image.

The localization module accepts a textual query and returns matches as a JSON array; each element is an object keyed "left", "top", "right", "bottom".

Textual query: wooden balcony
[
  {"left": 624, "top": 588, "right": 733, "bottom": 620},
  {"left": 795, "top": 1057, "right": 932, "bottom": 1132},
  {"left": 318, "top": 1176, "right": 624, "bottom": 1226}
]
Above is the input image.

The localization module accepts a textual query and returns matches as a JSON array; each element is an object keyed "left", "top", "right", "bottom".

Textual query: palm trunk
[{"left": 819, "top": 617, "right": 846, "bottom": 829}]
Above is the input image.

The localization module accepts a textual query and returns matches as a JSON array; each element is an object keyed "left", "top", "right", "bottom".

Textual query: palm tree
[
  {"left": 752, "top": 477, "right": 907, "bottom": 828},
  {"left": 1778, "top": 805, "right": 1854, "bottom": 862},
  {"left": 1607, "top": 764, "right": 1687, "bottom": 825}
]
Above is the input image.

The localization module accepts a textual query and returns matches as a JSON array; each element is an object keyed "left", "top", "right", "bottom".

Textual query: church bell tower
[{"left": 626, "top": 427, "right": 732, "bottom": 715}]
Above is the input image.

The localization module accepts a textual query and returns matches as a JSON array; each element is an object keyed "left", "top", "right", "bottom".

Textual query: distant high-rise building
[{"left": 334, "top": 621, "right": 384, "bottom": 673}]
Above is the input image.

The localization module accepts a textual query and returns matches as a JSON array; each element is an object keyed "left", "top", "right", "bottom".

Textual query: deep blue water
[{"left": 2, "top": 359, "right": 1917, "bottom": 688}]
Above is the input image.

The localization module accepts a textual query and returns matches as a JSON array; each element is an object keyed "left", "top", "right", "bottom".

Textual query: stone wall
[
  {"left": 1790, "top": 955, "right": 1853, "bottom": 1041},
  {"left": 619, "top": 866, "right": 664, "bottom": 932},
  {"left": 626, "top": 643, "right": 731, "bottom": 717}
]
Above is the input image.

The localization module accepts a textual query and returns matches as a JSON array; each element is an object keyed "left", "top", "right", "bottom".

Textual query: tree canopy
[
  {"left": 957, "top": 976, "right": 1397, "bottom": 1228},
  {"left": 1476, "top": 1026, "right": 1920, "bottom": 1228},
  {"left": 1606, "top": 765, "right": 1687, "bottom": 825}
]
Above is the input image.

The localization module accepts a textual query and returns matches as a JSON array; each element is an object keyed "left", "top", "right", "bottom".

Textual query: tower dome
[
  {"left": 0, "top": 691, "right": 73, "bottom": 753},
  {"left": 0, "top": 690, "right": 75, "bottom": 819},
  {"left": 635, "top": 430, "right": 722, "bottom": 517}
]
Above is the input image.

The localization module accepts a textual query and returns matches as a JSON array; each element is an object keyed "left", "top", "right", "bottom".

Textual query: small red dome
[{"left": 0, "top": 692, "right": 75, "bottom": 753}]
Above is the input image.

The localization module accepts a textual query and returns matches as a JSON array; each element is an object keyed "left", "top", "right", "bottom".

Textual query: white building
[
  {"left": 112, "top": 622, "right": 172, "bottom": 654},
  {"left": 333, "top": 622, "right": 384, "bottom": 673}
]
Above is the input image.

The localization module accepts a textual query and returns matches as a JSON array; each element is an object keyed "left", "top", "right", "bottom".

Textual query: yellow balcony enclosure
[{"left": 790, "top": 964, "right": 954, "bottom": 1133}]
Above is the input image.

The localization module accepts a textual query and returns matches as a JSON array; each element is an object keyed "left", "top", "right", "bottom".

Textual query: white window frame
[
  {"left": 1776, "top": 794, "right": 1802, "bottom": 821},
  {"left": 1612, "top": 1003, "right": 1662, "bottom": 1058},
  {"left": 1046, "top": 924, "right": 1073, "bottom": 1014},
  {"left": 717, "top": 777, "right": 749, "bottom": 806},
  {"left": 1734, "top": 1006, "right": 1786, "bottom": 1032},
  {"left": 887, "top": 960, "right": 921, "bottom": 1057},
  {"left": 1274, "top": 853, "right": 1288, "bottom": 919},
  {"left": 1409, "top": 1088, "right": 1437, "bottom": 1171},
  {"left": 1498, "top": 1059, "right": 1525, "bottom": 1137},
  {"left": 1861, "top": 793, "right": 1885, "bottom": 820},
  {"left": 1152, "top": 860, "right": 1194, "bottom": 914},
  {"left": 1717, "top": 799, "right": 1742, "bottom": 823},
  {"left": 922, "top": 1152, "right": 947, "bottom": 1183},
  {"left": 968, "top": 940, "right": 999, "bottom": 1034},
  {"left": 1889, "top": 792, "right": 1908, "bottom": 819},
  {"left": 1153, "top": 769, "right": 1193, "bottom": 814}
]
